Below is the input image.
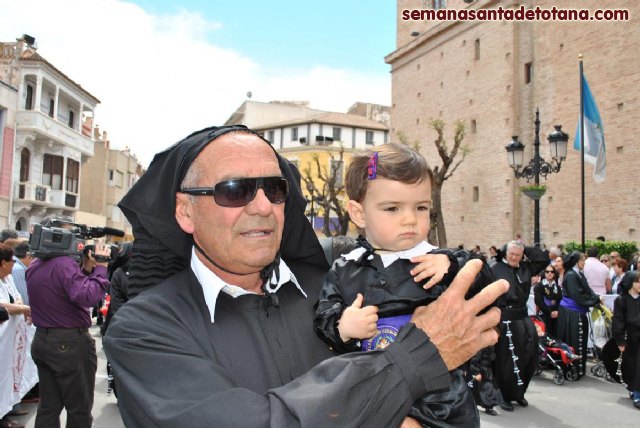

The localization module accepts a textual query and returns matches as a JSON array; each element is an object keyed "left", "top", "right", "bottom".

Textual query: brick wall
[{"left": 388, "top": 0, "right": 640, "bottom": 250}]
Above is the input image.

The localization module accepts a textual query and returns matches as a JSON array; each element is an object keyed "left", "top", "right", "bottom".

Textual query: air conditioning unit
[
  {"left": 300, "top": 137, "right": 308, "bottom": 145},
  {"left": 315, "top": 136, "right": 325, "bottom": 143}
]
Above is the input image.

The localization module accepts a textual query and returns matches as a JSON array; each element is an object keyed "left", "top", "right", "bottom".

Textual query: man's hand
[
  {"left": 409, "top": 253, "right": 450, "bottom": 289},
  {"left": 337, "top": 294, "right": 378, "bottom": 342},
  {"left": 550, "top": 310, "right": 558, "bottom": 319},
  {"left": 85, "top": 242, "right": 111, "bottom": 270},
  {"left": 411, "top": 259, "right": 507, "bottom": 370}
]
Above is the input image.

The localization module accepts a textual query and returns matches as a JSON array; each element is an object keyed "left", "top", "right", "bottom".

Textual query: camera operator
[{"left": 26, "top": 217, "right": 111, "bottom": 428}]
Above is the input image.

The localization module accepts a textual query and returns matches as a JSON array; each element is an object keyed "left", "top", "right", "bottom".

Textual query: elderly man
[
  {"left": 104, "top": 125, "right": 506, "bottom": 427},
  {"left": 491, "top": 241, "right": 549, "bottom": 411}
]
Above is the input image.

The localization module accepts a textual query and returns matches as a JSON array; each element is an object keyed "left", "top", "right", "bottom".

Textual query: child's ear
[{"left": 347, "top": 200, "right": 366, "bottom": 229}]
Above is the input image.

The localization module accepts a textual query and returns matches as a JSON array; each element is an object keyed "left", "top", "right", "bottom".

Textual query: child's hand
[
  {"left": 410, "top": 253, "right": 451, "bottom": 289},
  {"left": 473, "top": 374, "right": 482, "bottom": 381},
  {"left": 338, "top": 293, "right": 379, "bottom": 342}
]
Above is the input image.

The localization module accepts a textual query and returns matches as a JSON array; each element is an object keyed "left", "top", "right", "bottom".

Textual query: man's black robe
[
  {"left": 104, "top": 263, "right": 451, "bottom": 427},
  {"left": 490, "top": 246, "right": 549, "bottom": 403},
  {"left": 613, "top": 292, "right": 640, "bottom": 391}
]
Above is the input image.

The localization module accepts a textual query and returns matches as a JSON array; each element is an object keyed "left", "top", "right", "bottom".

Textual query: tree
[
  {"left": 301, "top": 147, "right": 350, "bottom": 237},
  {"left": 397, "top": 119, "right": 469, "bottom": 248}
]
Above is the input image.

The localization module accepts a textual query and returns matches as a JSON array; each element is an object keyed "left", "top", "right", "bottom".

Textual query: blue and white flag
[{"left": 574, "top": 75, "right": 606, "bottom": 183}]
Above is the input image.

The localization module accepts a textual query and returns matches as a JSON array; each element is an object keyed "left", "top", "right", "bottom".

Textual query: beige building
[
  {"left": 387, "top": 0, "right": 640, "bottom": 249},
  {"left": 79, "top": 131, "right": 144, "bottom": 241}
]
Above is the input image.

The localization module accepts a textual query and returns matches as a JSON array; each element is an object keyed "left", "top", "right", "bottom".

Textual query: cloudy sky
[{"left": 1, "top": 0, "right": 396, "bottom": 166}]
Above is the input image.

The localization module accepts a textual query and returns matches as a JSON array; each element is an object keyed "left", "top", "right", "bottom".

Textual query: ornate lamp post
[{"left": 505, "top": 108, "right": 569, "bottom": 245}]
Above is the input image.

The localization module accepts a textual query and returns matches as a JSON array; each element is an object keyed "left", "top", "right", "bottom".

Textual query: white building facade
[{"left": 0, "top": 36, "right": 100, "bottom": 231}]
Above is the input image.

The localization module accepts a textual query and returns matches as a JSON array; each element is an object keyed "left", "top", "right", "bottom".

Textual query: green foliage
[
  {"left": 519, "top": 184, "right": 547, "bottom": 192},
  {"left": 563, "top": 240, "right": 638, "bottom": 262}
]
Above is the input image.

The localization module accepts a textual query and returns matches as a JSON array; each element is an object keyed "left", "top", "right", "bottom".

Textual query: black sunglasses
[
  {"left": 180, "top": 176, "right": 289, "bottom": 208},
  {"left": 544, "top": 270, "right": 555, "bottom": 273}
]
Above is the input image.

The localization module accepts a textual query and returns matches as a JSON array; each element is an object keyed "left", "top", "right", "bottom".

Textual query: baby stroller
[
  {"left": 589, "top": 304, "right": 614, "bottom": 380},
  {"left": 532, "top": 316, "right": 581, "bottom": 385}
]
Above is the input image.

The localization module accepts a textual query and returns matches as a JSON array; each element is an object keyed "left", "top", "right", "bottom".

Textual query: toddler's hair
[{"left": 345, "top": 143, "right": 432, "bottom": 202}]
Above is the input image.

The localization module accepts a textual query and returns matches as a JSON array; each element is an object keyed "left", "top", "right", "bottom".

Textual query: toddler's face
[{"left": 358, "top": 178, "right": 431, "bottom": 251}]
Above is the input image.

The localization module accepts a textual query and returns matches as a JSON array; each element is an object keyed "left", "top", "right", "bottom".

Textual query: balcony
[
  {"left": 14, "top": 181, "right": 51, "bottom": 205},
  {"left": 16, "top": 110, "right": 94, "bottom": 156},
  {"left": 50, "top": 190, "right": 79, "bottom": 210}
]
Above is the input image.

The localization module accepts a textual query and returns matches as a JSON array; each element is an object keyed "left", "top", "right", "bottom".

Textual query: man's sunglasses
[{"left": 180, "top": 176, "right": 289, "bottom": 208}]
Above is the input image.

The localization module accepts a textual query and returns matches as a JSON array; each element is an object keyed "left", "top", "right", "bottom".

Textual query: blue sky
[
  {"left": 1, "top": 0, "right": 397, "bottom": 166},
  {"left": 127, "top": 0, "right": 396, "bottom": 75}
]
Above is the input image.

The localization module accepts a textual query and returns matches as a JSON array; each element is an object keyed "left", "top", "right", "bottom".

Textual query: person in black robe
[
  {"left": 557, "top": 251, "right": 603, "bottom": 378},
  {"left": 467, "top": 346, "right": 504, "bottom": 416},
  {"left": 533, "top": 266, "right": 562, "bottom": 338},
  {"left": 315, "top": 237, "right": 494, "bottom": 427},
  {"left": 490, "top": 241, "right": 549, "bottom": 411},
  {"left": 612, "top": 270, "right": 640, "bottom": 408},
  {"left": 101, "top": 241, "right": 133, "bottom": 336},
  {"left": 315, "top": 144, "right": 494, "bottom": 427},
  {"left": 103, "top": 125, "right": 506, "bottom": 427}
]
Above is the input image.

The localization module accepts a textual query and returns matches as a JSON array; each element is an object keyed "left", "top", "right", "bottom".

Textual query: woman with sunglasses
[{"left": 533, "top": 267, "right": 562, "bottom": 338}]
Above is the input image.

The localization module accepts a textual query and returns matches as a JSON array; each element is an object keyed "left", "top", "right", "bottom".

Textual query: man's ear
[
  {"left": 346, "top": 200, "right": 366, "bottom": 229},
  {"left": 175, "top": 193, "right": 195, "bottom": 234}
]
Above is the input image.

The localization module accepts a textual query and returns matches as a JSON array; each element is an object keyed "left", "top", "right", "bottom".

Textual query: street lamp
[{"left": 505, "top": 108, "right": 569, "bottom": 245}]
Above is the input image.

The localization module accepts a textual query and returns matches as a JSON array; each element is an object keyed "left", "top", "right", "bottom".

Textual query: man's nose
[{"left": 246, "top": 188, "right": 274, "bottom": 215}]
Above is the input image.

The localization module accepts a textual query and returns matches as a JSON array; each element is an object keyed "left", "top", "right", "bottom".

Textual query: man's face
[
  {"left": 506, "top": 245, "right": 524, "bottom": 268},
  {"left": 609, "top": 252, "right": 620, "bottom": 264},
  {"left": 355, "top": 178, "right": 431, "bottom": 252},
  {"left": 176, "top": 133, "right": 285, "bottom": 276}
]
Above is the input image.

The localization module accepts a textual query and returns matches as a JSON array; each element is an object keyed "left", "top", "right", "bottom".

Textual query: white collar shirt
[
  {"left": 189, "top": 247, "right": 306, "bottom": 323},
  {"left": 343, "top": 240, "right": 437, "bottom": 268}
]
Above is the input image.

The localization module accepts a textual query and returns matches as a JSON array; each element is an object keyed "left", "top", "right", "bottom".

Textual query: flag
[{"left": 574, "top": 75, "right": 606, "bottom": 183}]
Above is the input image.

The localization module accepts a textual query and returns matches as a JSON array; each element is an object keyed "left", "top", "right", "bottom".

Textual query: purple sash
[
  {"left": 361, "top": 314, "right": 412, "bottom": 351},
  {"left": 560, "top": 296, "right": 588, "bottom": 314}
]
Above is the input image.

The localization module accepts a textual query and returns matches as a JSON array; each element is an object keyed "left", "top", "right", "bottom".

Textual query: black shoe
[
  {"left": 500, "top": 402, "right": 514, "bottom": 412},
  {"left": 633, "top": 399, "right": 640, "bottom": 409},
  {"left": 484, "top": 408, "right": 498, "bottom": 416},
  {"left": 516, "top": 398, "right": 529, "bottom": 407}
]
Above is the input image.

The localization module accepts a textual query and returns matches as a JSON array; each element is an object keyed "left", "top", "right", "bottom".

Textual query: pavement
[{"left": 5, "top": 325, "right": 639, "bottom": 427}]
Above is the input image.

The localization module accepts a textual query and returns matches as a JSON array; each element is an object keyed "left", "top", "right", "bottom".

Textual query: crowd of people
[
  {"left": 467, "top": 241, "right": 640, "bottom": 414},
  {"left": 0, "top": 225, "right": 130, "bottom": 428},
  {"left": 1, "top": 123, "right": 639, "bottom": 427}
]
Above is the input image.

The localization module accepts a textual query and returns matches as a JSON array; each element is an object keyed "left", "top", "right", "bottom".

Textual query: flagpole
[{"left": 579, "top": 54, "right": 585, "bottom": 252}]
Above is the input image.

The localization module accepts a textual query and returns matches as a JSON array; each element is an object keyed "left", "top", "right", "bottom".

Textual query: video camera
[{"left": 30, "top": 218, "right": 125, "bottom": 261}]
